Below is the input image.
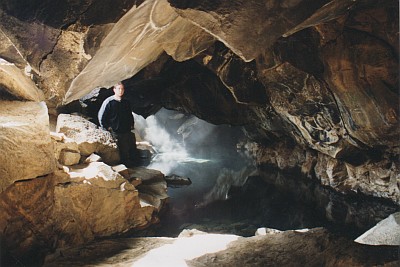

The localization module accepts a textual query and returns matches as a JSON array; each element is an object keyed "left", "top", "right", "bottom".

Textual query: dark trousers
[{"left": 112, "top": 131, "right": 137, "bottom": 166}]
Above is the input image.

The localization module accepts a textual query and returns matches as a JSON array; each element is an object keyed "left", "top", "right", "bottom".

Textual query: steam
[
  {"left": 134, "top": 108, "right": 255, "bottom": 209},
  {"left": 134, "top": 112, "right": 188, "bottom": 174},
  {"left": 138, "top": 115, "right": 187, "bottom": 155}
]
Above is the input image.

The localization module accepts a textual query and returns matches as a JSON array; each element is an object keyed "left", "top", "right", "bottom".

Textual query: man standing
[{"left": 98, "top": 82, "right": 137, "bottom": 166}]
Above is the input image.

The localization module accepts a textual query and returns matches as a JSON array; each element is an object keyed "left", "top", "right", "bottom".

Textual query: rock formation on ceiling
[{"left": 0, "top": 0, "right": 398, "bottom": 263}]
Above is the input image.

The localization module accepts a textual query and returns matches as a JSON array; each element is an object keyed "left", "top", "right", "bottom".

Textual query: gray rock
[{"left": 355, "top": 212, "right": 400, "bottom": 246}]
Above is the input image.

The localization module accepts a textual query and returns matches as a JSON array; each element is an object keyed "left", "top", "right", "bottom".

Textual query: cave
[{"left": 0, "top": 0, "right": 399, "bottom": 266}]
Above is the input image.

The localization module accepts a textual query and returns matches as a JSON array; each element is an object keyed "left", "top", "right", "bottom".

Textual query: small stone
[
  {"left": 165, "top": 174, "right": 192, "bottom": 187},
  {"left": 59, "top": 150, "right": 81, "bottom": 166},
  {"left": 255, "top": 228, "right": 282, "bottom": 236},
  {"left": 255, "top": 228, "right": 267, "bottom": 236},
  {"left": 50, "top": 132, "right": 65, "bottom": 141}
]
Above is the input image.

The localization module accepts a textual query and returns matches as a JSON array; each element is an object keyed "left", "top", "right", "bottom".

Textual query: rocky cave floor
[{"left": 43, "top": 170, "right": 400, "bottom": 267}]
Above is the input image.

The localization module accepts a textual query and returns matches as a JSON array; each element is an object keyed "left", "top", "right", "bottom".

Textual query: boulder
[
  {"left": 0, "top": 165, "right": 164, "bottom": 264},
  {"left": 59, "top": 150, "right": 81, "bottom": 166},
  {"left": 50, "top": 131, "right": 65, "bottom": 141},
  {"left": 112, "top": 164, "right": 130, "bottom": 179},
  {"left": 255, "top": 227, "right": 282, "bottom": 236},
  {"left": 52, "top": 137, "right": 81, "bottom": 166},
  {"left": 165, "top": 174, "right": 192, "bottom": 187},
  {"left": 355, "top": 212, "right": 400, "bottom": 246},
  {"left": 0, "top": 101, "right": 55, "bottom": 192},
  {"left": 56, "top": 113, "right": 120, "bottom": 164},
  {"left": 130, "top": 167, "right": 168, "bottom": 211},
  {"left": 65, "top": 161, "right": 129, "bottom": 188}
]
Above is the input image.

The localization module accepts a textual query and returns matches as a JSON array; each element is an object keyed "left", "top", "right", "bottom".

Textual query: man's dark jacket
[{"left": 98, "top": 96, "right": 134, "bottom": 133}]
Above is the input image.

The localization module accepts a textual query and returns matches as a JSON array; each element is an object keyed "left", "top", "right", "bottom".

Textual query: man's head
[{"left": 113, "top": 82, "right": 125, "bottom": 99}]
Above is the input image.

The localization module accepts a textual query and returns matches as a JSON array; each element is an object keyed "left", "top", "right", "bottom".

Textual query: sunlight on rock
[
  {"left": 67, "top": 162, "right": 120, "bottom": 180},
  {"left": 355, "top": 212, "right": 400, "bottom": 246},
  {"left": 132, "top": 230, "right": 239, "bottom": 267}
]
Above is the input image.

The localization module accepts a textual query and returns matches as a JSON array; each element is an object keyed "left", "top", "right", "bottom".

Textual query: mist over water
[
  {"left": 134, "top": 113, "right": 189, "bottom": 174},
  {"left": 133, "top": 108, "right": 253, "bottom": 206}
]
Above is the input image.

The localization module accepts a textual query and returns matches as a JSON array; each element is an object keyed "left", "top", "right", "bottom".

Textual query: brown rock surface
[
  {"left": 187, "top": 228, "right": 399, "bottom": 267},
  {"left": 169, "top": 0, "right": 336, "bottom": 61},
  {"left": 0, "top": 166, "right": 164, "bottom": 264},
  {"left": 64, "top": 0, "right": 215, "bottom": 103},
  {"left": 0, "top": 101, "right": 55, "bottom": 192},
  {"left": 319, "top": 24, "right": 399, "bottom": 152},
  {"left": 0, "top": 59, "right": 44, "bottom": 101},
  {"left": 42, "top": 228, "right": 399, "bottom": 267}
]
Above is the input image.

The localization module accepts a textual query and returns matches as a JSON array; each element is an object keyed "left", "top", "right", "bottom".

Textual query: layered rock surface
[{"left": 0, "top": 101, "right": 55, "bottom": 192}]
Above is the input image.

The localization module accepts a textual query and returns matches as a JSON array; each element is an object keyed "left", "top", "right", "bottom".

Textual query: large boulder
[
  {"left": 133, "top": 167, "right": 169, "bottom": 211},
  {"left": 51, "top": 132, "right": 81, "bottom": 166},
  {"left": 56, "top": 113, "right": 120, "bottom": 164},
  {"left": 0, "top": 164, "right": 164, "bottom": 264},
  {"left": 355, "top": 212, "right": 400, "bottom": 246},
  {"left": 0, "top": 101, "right": 55, "bottom": 192}
]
